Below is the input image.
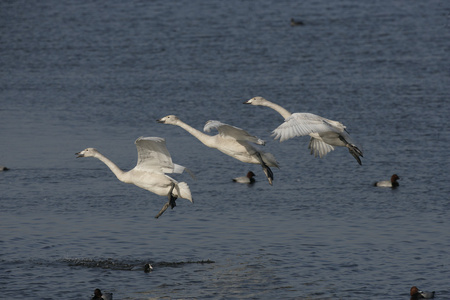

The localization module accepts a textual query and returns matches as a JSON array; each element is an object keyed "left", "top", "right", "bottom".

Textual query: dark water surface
[{"left": 1, "top": 0, "right": 449, "bottom": 299}]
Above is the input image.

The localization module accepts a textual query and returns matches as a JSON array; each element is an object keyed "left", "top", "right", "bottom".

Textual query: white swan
[
  {"left": 157, "top": 115, "right": 278, "bottom": 185},
  {"left": 76, "top": 137, "right": 193, "bottom": 218},
  {"left": 244, "top": 96, "right": 363, "bottom": 165}
]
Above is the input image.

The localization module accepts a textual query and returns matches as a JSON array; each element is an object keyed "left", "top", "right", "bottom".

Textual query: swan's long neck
[
  {"left": 260, "top": 100, "right": 292, "bottom": 120},
  {"left": 176, "top": 120, "right": 215, "bottom": 148},
  {"left": 94, "top": 152, "right": 127, "bottom": 182}
]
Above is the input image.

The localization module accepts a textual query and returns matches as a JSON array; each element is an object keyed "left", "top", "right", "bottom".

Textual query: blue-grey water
[{"left": 1, "top": 0, "right": 449, "bottom": 299}]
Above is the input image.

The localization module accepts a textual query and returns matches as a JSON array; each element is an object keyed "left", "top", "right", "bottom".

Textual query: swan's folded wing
[
  {"left": 203, "top": 120, "right": 265, "bottom": 145},
  {"left": 134, "top": 137, "right": 175, "bottom": 173},
  {"left": 272, "top": 113, "right": 342, "bottom": 142}
]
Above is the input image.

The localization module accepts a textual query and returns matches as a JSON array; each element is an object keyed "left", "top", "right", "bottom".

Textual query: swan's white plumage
[
  {"left": 272, "top": 113, "right": 345, "bottom": 142},
  {"left": 157, "top": 115, "right": 278, "bottom": 184},
  {"left": 76, "top": 137, "right": 193, "bottom": 218},
  {"left": 245, "top": 96, "right": 363, "bottom": 164},
  {"left": 308, "top": 137, "right": 335, "bottom": 158},
  {"left": 203, "top": 120, "right": 265, "bottom": 145},
  {"left": 134, "top": 137, "right": 193, "bottom": 177}
]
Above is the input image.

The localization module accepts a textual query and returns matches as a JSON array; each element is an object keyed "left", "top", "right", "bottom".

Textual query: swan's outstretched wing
[
  {"left": 272, "top": 113, "right": 345, "bottom": 142},
  {"left": 203, "top": 120, "right": 265, "bottom": 145},
  {"left": 134, "top": 137, "right": 193, "bottom": 176}
]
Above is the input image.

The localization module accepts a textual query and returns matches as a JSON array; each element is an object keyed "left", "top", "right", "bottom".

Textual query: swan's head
[
  {"left": 391, "top": 174, "right": 400, "bottom": 183},
  {"left": 76, "top": 148, "right": 98, "bottom": 158},
  {"left": 157, "top": 115, "right": 180, "bottom": 125},
  {"left": 244, "top": 96, "right": 267, "bottom": 106}
]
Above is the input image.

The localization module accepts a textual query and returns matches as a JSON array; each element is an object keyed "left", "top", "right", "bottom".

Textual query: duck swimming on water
[
  {"left": 91, "top": 288, "right": 112, "bottom": 300},
  {"left": 290, "top": 18, "right": 304, "bottom": 26},
  {"left": 144, "top": 263, "right": 153, "bottom": 272},
  {"left": 410, "top": 286, "right": 435, "bottom": 299},
  {"left": 233, "top": 171, "right": 256, "bottom": 184},
  {"left": 374, "top": 174, "right": 400, "bottom": 188}
]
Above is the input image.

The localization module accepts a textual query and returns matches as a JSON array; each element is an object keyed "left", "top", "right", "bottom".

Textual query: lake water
[{"left": 1, "top": 0, "right": 449, "bottom": 299}]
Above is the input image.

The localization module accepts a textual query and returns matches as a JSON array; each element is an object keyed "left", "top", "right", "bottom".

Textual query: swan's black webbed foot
[
  {"left": 255, "top": 152, "right": 273, "bottom": 185},
  {"left": 155, "top": 202, "right": 170, "bottom": 219},
  {"left": 154, "top": 183, "right": 177, "bottom": 218},
  {"left": 339, "top": 135, "right": 363, "bottom": 165},
  {"left": 348, "top": 148, "right": 362, "bottom": 165},
  {"left": 169, "top": 194, "right": 178, "bottom": 209},
  {"left": 263, "top": 166, "right": 274, "bottom": 185},
  {"left": 167, "top": 182, "right": 177, "bottom": 208}
]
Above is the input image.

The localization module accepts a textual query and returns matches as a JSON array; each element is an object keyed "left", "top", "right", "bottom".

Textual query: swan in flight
[
  {"left": 157, "top": 115, "right": 278, "bottom": 185},
  {"left": 76, "top": 137, "right": 193, "bottom": 218},
  {"left": 244, "top": 96, "right": 363, "bottom": 165},
  {"left": 374, "top": 174, "right": 400, "bottom": 188},
  {"left": 233, "top": 171, "right": 256, "bottom": 184}
]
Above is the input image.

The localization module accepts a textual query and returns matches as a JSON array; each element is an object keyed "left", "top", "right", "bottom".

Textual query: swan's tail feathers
[
  {"left": 176, "top": 182, "right": 193, "bottom": 203},
  {"left": 261, "top": 152, "right": 279, "bottom": 168},
  {"left": 308, "top": 137, "right": 334, "bottom": 158},
  {"left": 155, "top": 202, "right": 170, "bottom": 219}
]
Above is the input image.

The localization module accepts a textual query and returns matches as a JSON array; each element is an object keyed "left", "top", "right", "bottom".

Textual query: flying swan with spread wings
[
  {"left": 157, "top": 115, "right": 278, "bottom": 184},
  {"left": 244, "top": 96, "right": 363, "bottom": 165},
  {"left": 76, "top": 137, "right": 193, "bottom": 218}
]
